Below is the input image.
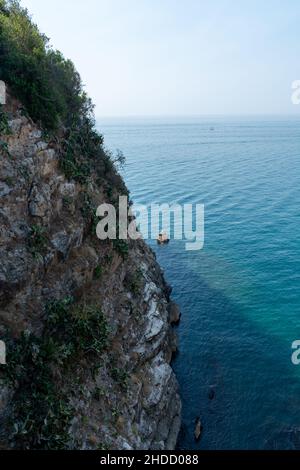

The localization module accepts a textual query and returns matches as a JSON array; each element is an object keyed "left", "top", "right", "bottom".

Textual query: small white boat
[{"left": 157, "top": 232, "right": 170, "bottom": 245}]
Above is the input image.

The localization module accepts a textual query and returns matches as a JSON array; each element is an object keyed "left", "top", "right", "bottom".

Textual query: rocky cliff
[{"left": 0, "top": 94, "right": 181, "bottom": 450}]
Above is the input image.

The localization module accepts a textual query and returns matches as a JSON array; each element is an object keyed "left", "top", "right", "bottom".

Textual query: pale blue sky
[{"left": 21, "top": 0, "right": 300, "bottom": 116}]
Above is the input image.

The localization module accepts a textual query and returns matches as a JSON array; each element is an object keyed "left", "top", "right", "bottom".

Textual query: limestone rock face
[{"left": 0, "top": 97, "right": 181, "bottom": 450}]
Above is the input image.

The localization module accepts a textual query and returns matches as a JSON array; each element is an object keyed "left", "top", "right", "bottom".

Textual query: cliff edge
[{"left": 0, "top": 92, "right": 181, "bottom": 450}]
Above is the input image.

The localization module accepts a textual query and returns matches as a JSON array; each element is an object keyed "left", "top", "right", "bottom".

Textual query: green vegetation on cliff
[
  {"left": 0, "top": 0, "right": 132, "bottom": 450},
  {"left": 0, "top": 0, "right": 127, "bottom": 192},
  {"left": 0, "top": 0, "right": 91, "bottom": 131},
  {"left": 5, "top": 299, "right": 108, "bottom": 449}
]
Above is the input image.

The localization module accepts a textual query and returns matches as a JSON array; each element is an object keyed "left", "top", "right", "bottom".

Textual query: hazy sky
[{"left": 21, "top": 0, "right": 300, "bottom": 117}]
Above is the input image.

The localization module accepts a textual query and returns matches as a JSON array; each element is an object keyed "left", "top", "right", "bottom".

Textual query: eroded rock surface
[{"left": 0, "top": 97, "right": 181, "bottom": 450}]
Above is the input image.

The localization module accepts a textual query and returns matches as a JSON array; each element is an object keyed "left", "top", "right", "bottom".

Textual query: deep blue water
[{"left": 98, "top": 116, "right": 300, "bottom": 450}]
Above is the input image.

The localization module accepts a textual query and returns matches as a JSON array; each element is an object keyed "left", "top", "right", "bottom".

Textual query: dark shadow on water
[{"left": 153, "top": 248, "right": 300, "bottom": 450}]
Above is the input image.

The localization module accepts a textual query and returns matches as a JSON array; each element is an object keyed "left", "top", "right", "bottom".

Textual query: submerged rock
[
  {"left": 168, "top": 302, "right": 181, "bottom": 325},
  {"left": 194, "top": 418, "right": 203, "bottom": 442}
]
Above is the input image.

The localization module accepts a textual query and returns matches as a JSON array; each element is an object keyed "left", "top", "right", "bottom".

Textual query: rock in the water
[
  {"left": 168, "top": 302, "right": 181, "bottom": 325},
  {"left": 194, "top": 418, "right": 202, "bottom": 442}
]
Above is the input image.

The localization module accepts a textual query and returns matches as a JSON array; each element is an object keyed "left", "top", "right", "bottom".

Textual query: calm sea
[{"left": 98, "top": 116, "right": 300, "bottom": 450}]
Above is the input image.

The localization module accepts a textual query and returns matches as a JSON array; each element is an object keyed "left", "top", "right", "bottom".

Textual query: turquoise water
[{"left": 98, "top": 116, "right": 300, "bottom": 450}]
